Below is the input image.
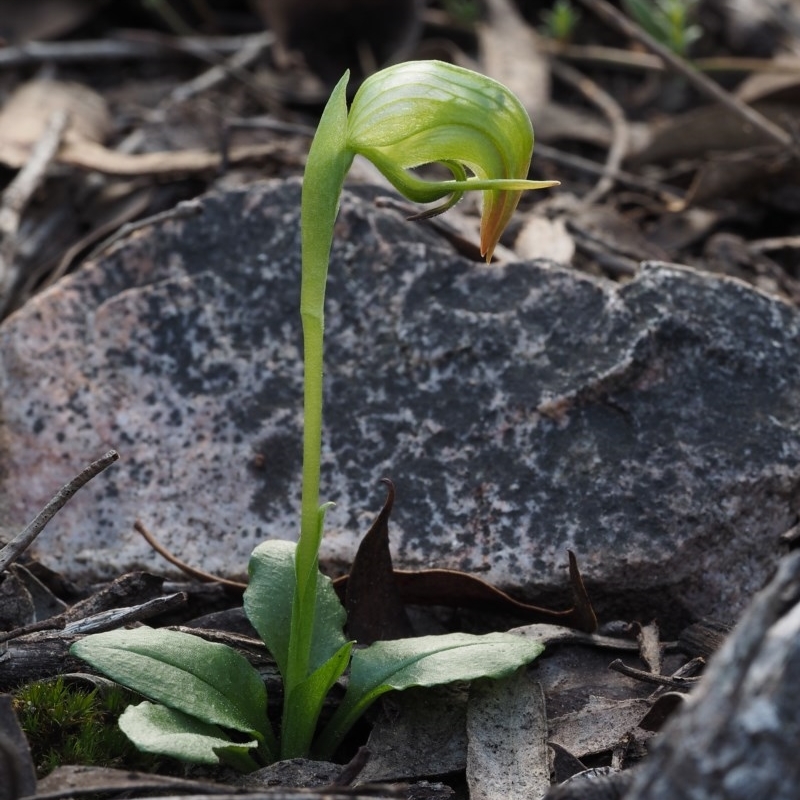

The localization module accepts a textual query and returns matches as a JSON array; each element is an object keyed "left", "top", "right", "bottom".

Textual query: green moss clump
[{"left": 13, "top": 677, "right": 162, "bottom": 777}]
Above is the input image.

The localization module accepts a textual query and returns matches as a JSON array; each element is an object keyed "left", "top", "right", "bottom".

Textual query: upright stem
[
  {"left": 285, "top": 61, "right": 556, "bottom": 758},
  {"left": 283, "top": 70, "right": 353, "bottom": 758}
]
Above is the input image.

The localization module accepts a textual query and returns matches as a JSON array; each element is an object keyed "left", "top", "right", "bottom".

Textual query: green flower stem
[
  {"left": 290, "top": 60, "right": 557, "bottom": 760},
  {"left": 286, "top": 70, "right": 353, "bottom": 760}
]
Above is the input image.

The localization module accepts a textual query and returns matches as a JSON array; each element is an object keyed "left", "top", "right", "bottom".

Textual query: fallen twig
[
  {"left": 86, "top": 199, "right": 203, "bottom": 262},
  {"left": 0, "top": 450, "right": 119, "bottom": 573},
  {"left": 0, "top": 110, "right": 67, "bottom": 315},
  {"left": 541, "top": 40, "right": 800, "bottom": 76},
  {"left": 54, "top": 138, "right": 301, "bottom": 177},
  {"left": 0, "top": 31, "right": 273, "bottom": 68},
  {"left": 549, "top": 59, "right": 629, "bottom": 204},
  {"left": 573, "top": 0, "right": 795, "bottom": 150},
  {"left": 609, "top": 658, "right": 700, "bottom": 689},
  {"left": 62, "top": 594, "right": 188, "bottom": 635},
  {"left": 164, "top": 31, "right": 274, "bottom": 110},
  {"left": 534, "top": 143, "right": 683, "bottom": 200},
  {"left": 748, "top": 234, "right": 800, "bottom": 253},
  {"left": 133, "top": 519, "right": 247, "bottom": 590}
]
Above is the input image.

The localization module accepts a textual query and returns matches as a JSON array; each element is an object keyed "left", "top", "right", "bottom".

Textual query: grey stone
[{"left": 1, "top": 178, "right": 798, "bottom": 624}]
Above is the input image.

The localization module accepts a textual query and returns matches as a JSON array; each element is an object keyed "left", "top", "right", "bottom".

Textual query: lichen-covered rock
[{"left": 1, "top": 178, "right": 798, "bottom": 623}]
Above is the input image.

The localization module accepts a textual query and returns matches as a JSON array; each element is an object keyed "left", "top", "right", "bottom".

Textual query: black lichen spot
[
  {"left": 248, "top": 433, "right": 300, "bottom": 519},
  {"left": 127, "top": 459, "right": 154, "bottom": 485},
  {"left": 103, "top": 346, "right": 138, "bottom": 369},
  {"left": 227, "top": 377, "right": 299, "bottom": 435}
]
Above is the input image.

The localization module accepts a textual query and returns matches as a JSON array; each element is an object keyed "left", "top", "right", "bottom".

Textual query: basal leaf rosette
[{"left": 345, "top": 60, "right": 558, "bottom": 260}]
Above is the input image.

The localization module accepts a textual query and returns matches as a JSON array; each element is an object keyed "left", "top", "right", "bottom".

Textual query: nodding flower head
[{"left": 345, "top": 60, "right": 558, "bottom": 261}]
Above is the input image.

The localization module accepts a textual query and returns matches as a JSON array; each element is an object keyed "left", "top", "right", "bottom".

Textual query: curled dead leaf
[{"left": 0, "top": 79, "right": 110, "bottom": 168}]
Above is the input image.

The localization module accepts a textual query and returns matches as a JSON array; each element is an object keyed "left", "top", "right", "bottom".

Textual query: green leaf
[
  {"left": 119, "top": 702, "right": 258, "bottom": 771},
  {"left": 353, "top": 632, "right": 545, "bottom": 691},
  {"left": 70, "top": 627, "right": 272, "bottom": 744},
  {"left": 244, "top": 539, "right": 349, "bottom": 679},
  {"left": 314, "top": 632, "right": 544, "bottom": 759}
]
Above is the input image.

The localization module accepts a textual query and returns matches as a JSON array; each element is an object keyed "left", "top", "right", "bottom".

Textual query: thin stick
[
  {"left": 573, "top": 0, "right": 794, "bottom": 150},
  {"left": 62, "top": 593, "right": 188, "bottom": 635},
  {"left": 133, "top": 519, "right": 246, "bottom": 589},
  {"left": 165, "top": 31, "right": 273, "bottom": 110},
  {"left": 609, "top": 658, "right": 700, "bottom": 689},
  {"left": 0, "top": 451, "right": 119, "bottom": 573},
  {"left": 86, "top": 199, "right": 202, "bottom": 262},
  {"left": 0, "top": 110, "right": 68, "bottom": 315},
  {"left": 541, "top": 41, "right": 800, "bottom": 76},
  {"left": 549, "top": 59, "right": 629, "bottom": 204},
  {"left": 534, "top": 143, "right": 682, "bottom": 199},
  {"left": 0, "top": 32, "right": 273, "bottom": 68},
  {"left": 749, "top": 234, "right": 800, "bottom": 252}
]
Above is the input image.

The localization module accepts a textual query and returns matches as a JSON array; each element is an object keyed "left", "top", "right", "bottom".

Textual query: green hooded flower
[{"left": 345, "top": 60, "right": 557, "bottom": 260}]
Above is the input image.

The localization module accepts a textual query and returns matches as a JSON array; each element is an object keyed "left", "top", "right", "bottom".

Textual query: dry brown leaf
[
  {"left": 566, "top": 204, "right": 669, "bottom": 262},
  {"left": 535, "top": 103, "right": 613, "bottom": 147},
  {"left": 628, "top": 102, "right": 794, "bottom": 165},
  {"left": 57, "top": 138, "right": 302, "bottom": 177},
  {"left": 335, "top": 551, "right": 598, "bottom": 633},
  {"left": 344, "top": 479, "right": 413, "bottom": 644},
  {"left": 549, "top": 697, "right": 651, "bottom": 759},
  {"left": 645, "top": 207, "right": 721, "bottom": 252},
  {"left": 0, "top": 79, "right": 110, "bottom": 168},
  {"left": 683, "top": 145, "right": 792, "bottom": 207},
  {"left": 467, "top": 672, "right": 550, "bottom": 800},
  {"left": 478, "top": 0, "right": 550, "bottom": 118}
]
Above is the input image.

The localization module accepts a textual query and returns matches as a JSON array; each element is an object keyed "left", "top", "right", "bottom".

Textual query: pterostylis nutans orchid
[
  {"left": 290, "top": 60, "right": 558, "bottom": 756},
  {"left": 72, "top": 61, "right": 556, "bottom": 769}
]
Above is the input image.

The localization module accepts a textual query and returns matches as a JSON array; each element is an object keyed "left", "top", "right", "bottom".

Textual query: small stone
[
  {"left": 238, "top": 758, "right": 342, "bottom": 789},
  {"left": 1, "top": 178, "right": 799, "bottom": 623}
]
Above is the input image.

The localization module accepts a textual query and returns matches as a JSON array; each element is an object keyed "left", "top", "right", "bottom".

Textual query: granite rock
[{"left": 1, "top": 178, "right": 799, "bottom": 623}]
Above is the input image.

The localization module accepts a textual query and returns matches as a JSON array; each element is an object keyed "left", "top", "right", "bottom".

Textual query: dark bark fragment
[{"left": 622, "top": 551, "right": 800, "bottom": 800}]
